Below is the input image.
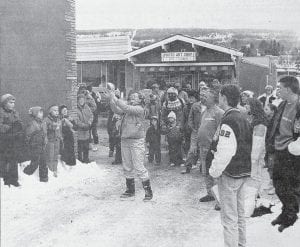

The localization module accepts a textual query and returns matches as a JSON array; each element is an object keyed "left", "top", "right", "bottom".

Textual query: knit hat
[
  {"left": 150, "top": 115, "right": 158, "bottom": 120},
  {"left": 77, "top": 94, "right": 85, "bottom": 100},
  {"left": 59, "top": 105, "right": 67, "bottom": 115},
  {"left": 167, "top": 111, "right": 176, "bottom": 120},
  {"left": 1, "top": 94, "right": 15, "bottom": 106},
  {"left": 265, "top": 85, "right": 273, "bottom": 91},
  {"left": 48, "top": 105, "right": 59, "bottom": 114},
  {"left": 167, "top": 87, "right": 178, "bottom": 95},
  {"left": 107, "top": 82, "right": 115, "bottom": 91},
  {"left": 241, "top": 90, "right": 254, "bottom": 98},
  {"left": 288, "top": 137, "right": 300, "bottom": 156},
  {"left": 29, "top": 106, "right": 43, "bottom": 118}
]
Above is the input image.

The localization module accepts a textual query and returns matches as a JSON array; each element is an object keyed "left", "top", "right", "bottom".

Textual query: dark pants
[
  {"left": 185, "top": 150, "right": 199, "bottom": 169},
  {"left": 90, "top": 123, "right": 99, "bottom": 144},
  {"left": 273, "top": 149, "right": 300, "bottom": 223},
  {"left": 0, "top": 156, "right": 18, "bottom": 185},
  {"left": 169, "top": 143, "right": 183, "bottom": 166},
  {"left": 108, "top": 133, "right": 115, "bottom": 152},
  {"left": 78, "top": 140, "right": 90, "bottom": 163},
  {"left": 148, "top": 144, "right": 161, "bottom": 163},
  {"left": 114, "top": 137, "right": 122, "bottom": 163},
  {"left": 183, "top": 131, "right": 191, "bottom": 155},
  {"left": 23, "top": 152, "right": 48, "bottom": 181}
]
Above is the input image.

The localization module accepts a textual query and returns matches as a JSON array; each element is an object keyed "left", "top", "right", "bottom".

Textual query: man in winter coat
[
  {"left": 198, "top": 86, "right": 224, "bottom": 204},
  {"left": 0, "top": 94, "right": 23, "bottom": 187},
  {"left": 76, "top": 94, "right": 94, "bottom": 163},
  {"left": 181, "top": 90, "right": 198, "bottom": 156},
  {"left": 107, "top": 90, "right": 153, "bottom": 201},
  {"left": 267, "top": 76, "right": 300, "bottom": 232},
  {"left": 209, "top": 84, "right": 252, "bottom": 247}
]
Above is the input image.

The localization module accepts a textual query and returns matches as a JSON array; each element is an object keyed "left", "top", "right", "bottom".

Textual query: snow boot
[
  {"left": 278, "top": 215, "right": 298, "bottom": 232},
  {"left": 120, "top": 178, "right": 135, "bottom": 198},
  {"left": 142, "top": 180, "right": 153, "bottom": 201},
  {"left": 271, "top": 213, "right": 285, "bottom": 226}
]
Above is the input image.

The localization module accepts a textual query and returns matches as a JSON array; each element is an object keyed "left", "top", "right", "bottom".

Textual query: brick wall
[{"left": 0, "top": 0, "right": 77, "bottom": 121}]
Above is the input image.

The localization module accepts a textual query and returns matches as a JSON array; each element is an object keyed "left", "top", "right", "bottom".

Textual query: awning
[{"left": 138, "top": 65, "right": 230, "bottom": 73}]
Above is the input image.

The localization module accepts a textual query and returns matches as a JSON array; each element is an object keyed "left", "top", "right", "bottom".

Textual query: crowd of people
[
  {"left": 0, "top": 85, "right": 101, "bottom": 186},
  {"left": 1, "top": 75, "right": 300, "bottom": 247}
]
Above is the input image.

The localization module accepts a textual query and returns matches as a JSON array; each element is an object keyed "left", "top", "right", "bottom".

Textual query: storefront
[
  {"left": 125, "top": 34, "right": 243, "bottom": 91},
  {"left": 76, "top": 35, "right": 132, "bottom": 91}
]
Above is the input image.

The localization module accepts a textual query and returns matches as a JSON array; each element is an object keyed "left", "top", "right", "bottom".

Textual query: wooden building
[
  {"left": 125, "top": 34, "right": 243, "bottom": 92},
  {"left": 76, "top": 35, "right": 132, "bottom": 92}
]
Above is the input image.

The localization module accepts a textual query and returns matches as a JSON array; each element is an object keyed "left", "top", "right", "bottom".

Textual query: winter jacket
[
  {"left": 161, "top": 98, "right": 184, "bottom": 130},
  {"left": 146, "top": 125, "right": 161, "bottom": 147},
  {"left": 85, "top": 92, "right": 97, "bottom": 113},
  {"left": 0, "top": 107, "right": 25, "bottom": 160},
  {"left": 110, "top": 97, "right": 145, "bottom": 140},
  {"left": 164, "top": 125, "right": 183, "bottom": 146},
  {"left": 182, "top": 103, "right": 192, "bottom": 134},
  {"left": 61, "top": 117, "right": 76, "bottom": 166},
  {"left": 76, "top": 104, "right": 93, "bottom": 140},
  {"left": 267, "top": 99, "right": 300, "bottom": 153},
  {"left": 44, "top": 115, "right": 62, "bottom": 142},
  {"left": 209, "top": 108, "right": 252, "bottom": 178},
  {"left": 145, "top": 102, "right": 160, "bottom": 120},
  {"left": 188, "top": 102, "right": 203, "bottom": 132},
  {"left": 26, "top": 118, "right": 47, "bottom": 158}
]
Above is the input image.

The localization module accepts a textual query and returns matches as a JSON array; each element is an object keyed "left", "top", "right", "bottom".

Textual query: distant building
[
  {"left": 76, "top": 35, "right": 132, "bottom": 92},
  {"left": 125, "top": 34, "right": 243, "bottom": 91},
  {"left": 239, "top": 56, "right": 277, "bottom": 96}
]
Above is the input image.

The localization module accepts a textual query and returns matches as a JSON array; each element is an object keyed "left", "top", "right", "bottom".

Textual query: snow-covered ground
[{"left": 1, "top": 142, "right": 300, "bottom": 247}]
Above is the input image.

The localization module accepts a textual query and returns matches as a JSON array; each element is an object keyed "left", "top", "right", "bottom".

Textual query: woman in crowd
[
  {"left": 245, "top": 98, "right": 268, "bottom": 192},
  {"left": 106, "top": 89, "right": 153, "bottom": 201}
]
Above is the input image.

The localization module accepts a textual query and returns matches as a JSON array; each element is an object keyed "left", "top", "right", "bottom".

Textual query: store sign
[{"left": 161, "top": 52, "right": 196, "bottom": 62}]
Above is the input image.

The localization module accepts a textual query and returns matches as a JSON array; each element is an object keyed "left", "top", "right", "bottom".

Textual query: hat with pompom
[
  {"left": 1, "top": 94, "right": 15, "bottom": 107},
  {"left": 167, "top": 111, "right": 176, "bottom": 120}
]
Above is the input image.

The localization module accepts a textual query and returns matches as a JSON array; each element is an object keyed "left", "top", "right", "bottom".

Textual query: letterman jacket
[{"left": 209, "top": 108, "right": 252, "bottom": 178}]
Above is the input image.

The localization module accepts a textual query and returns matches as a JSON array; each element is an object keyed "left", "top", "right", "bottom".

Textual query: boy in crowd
[
  {"left": 76, "top": 94, "right": 94, "bottom": 163},
  {"left": 267, "top": 76, "right": 300, "bottom": 232},
  {"left": 209, "top": 84, "right": 252, "bottom": 247},
  {"left": 146, "top": 115, "right": 161, "bottom": 166},
  {"left": 24, "top": 107, "right": 48, "bottom": 182}
]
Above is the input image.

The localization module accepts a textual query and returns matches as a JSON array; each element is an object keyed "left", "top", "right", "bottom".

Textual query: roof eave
[{"left": 125, "top": 34, "right": 243, "bottom": 58}]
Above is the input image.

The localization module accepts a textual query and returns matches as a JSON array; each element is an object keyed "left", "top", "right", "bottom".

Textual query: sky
[{"left": 76, "top": 0, "right": 300, "bottom": 35}]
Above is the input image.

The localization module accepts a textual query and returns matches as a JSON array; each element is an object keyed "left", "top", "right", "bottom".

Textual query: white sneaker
[
  {"left": 169, "top": 163, "right": 176, "bottom": 167},
  {"left": 180, "top": 163, "right": 185, "bottom": 167},
  {"left": 92, "top": 146, "right": 98, "bottom": 152}
]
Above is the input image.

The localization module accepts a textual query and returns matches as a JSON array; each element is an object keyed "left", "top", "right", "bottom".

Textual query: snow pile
[{"left": 1, "top": 160, "right": 105, "bottom": 203}]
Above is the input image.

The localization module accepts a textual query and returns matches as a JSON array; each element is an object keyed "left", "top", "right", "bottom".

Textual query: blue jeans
[{"left": 218, "top": 174, "right": 248, "bottom": 247}]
